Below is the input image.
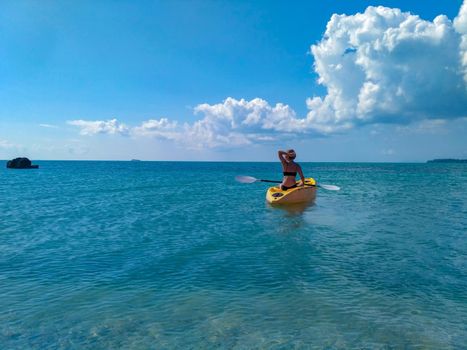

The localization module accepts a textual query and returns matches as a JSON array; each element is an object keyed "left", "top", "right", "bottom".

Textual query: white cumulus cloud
[
  {"left": 68, "top": 118, "right": 129, "bottom": 136},
  {"left": 184, "top": 97, "right": 303, "bottom": 148},
  {"left": 129, "top": 98, "right": 303, "bottom": 149},
  {"left": 99, "top": 98, "right": 316, "bottom": 149},
  {"left": 68, "top": 99, "right": 308, "bottom": 149},
  {"left": 307, "top": 3, "right": 467, "bottom": 133},
  {"left": 68, "top": 2, "right": 467, "bottom": 148},
  {"left": 132, "top": 118, "right": 179, "bottom": 140},
  {"left": 455, "top": 0, "right": 467, "bottom": 83}
]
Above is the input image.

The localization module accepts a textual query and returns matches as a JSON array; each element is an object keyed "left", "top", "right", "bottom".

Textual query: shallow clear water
[{"left": 1, "top": 161, "right": 466, "bottom": 349}]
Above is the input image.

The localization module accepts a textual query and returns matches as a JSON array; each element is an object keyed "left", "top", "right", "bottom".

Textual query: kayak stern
[{"left": 266, "top": 178, "right": 317, "bottom": 205}]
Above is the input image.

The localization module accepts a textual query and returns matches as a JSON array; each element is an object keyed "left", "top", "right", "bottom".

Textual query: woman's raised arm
[{"left": 278, "top": 150, "right": 288, "bottom": 163}]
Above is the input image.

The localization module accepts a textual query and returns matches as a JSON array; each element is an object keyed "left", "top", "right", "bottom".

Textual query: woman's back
[{"left": 278, "top": 149, "right": 305, "bottom": 189}]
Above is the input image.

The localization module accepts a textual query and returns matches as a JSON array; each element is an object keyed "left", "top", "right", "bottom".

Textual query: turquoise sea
[{"left": 1, "top": 161, "right": 466, "bottom": 349}]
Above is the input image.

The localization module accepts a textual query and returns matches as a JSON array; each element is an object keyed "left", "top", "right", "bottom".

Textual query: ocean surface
[{"left": 1, "top": 161, "right": 466, "bottom": 349}]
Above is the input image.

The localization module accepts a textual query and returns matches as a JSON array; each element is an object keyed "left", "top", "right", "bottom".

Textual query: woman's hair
[{"left": 287, "top": 149, "right": 296, "bottom": 159}]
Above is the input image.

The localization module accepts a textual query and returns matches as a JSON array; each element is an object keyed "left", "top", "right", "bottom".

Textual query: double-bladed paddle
[{"left": 235, "top": 175, "right": 340, "bottom": 191}]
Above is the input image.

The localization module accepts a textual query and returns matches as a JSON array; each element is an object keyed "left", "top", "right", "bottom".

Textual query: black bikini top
[{"left": 283, "top": 162, "right": 297, "bottom": 177}]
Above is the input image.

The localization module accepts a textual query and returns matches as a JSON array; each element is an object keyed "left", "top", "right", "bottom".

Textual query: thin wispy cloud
[
  {"left": 381, "top": 148, "right": 395, "bottom": 156},
  {"left": 0, "top": 139, "right": 16, "bottom": 149},
  {"left": 39, "top": 124, "right": 59, "bottom": 129}
]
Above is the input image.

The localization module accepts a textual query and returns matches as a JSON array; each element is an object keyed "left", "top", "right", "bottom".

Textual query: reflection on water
[
  {"left": 265, "top": 200, "right": 316, "bottom": 234},
  {"left": 267, "top": 200, "right": 316, "bottom": 217}
]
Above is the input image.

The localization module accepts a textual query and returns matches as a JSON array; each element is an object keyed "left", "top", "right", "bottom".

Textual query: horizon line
[{"left": 0, "top": 158, "right": 445, "bottom": 163}]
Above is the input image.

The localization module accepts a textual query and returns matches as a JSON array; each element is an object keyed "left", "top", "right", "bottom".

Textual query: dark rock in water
[{"left": 6, "top": 157, "right": 39, "bottom": 169}]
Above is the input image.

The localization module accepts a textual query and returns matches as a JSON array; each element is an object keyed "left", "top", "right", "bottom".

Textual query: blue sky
[{"left": 0, "top": 0, "right": 466, "bottom": 161}]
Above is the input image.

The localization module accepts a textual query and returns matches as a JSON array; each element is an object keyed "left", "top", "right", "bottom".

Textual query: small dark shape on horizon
[
  {"left": 6, "top": 157, "right": 39, "bottom": 169},
  {"left": 131, "top": 159, "right": 141, "bottom": 162},
  {"left": 427, "top": 159, "right": 467, "bottom": 163}
]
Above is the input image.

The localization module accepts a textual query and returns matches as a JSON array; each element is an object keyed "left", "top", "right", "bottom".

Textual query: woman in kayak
[{"left": 278, "top": 149, "right": 305, "bottom": 191}]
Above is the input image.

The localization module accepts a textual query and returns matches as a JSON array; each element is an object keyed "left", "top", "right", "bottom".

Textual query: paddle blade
[
  {"left": 235, "top": 175, "right": 258, "bottom": 184},
  {"left": 318, "top": 184, "right": 340, "bottom": 191}
]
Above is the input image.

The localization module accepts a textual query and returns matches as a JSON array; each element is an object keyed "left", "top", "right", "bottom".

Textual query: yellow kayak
[{"left": 266, "top": 178, "right": 317, "bottom": 204}]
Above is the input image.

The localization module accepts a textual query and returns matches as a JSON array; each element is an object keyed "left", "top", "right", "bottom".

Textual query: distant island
[
  {"left": 427, "top": 159, "right": 467, "bottom": 163},
  {"left": 130, "top": 159, "right": 141, "bottom": 162}
]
